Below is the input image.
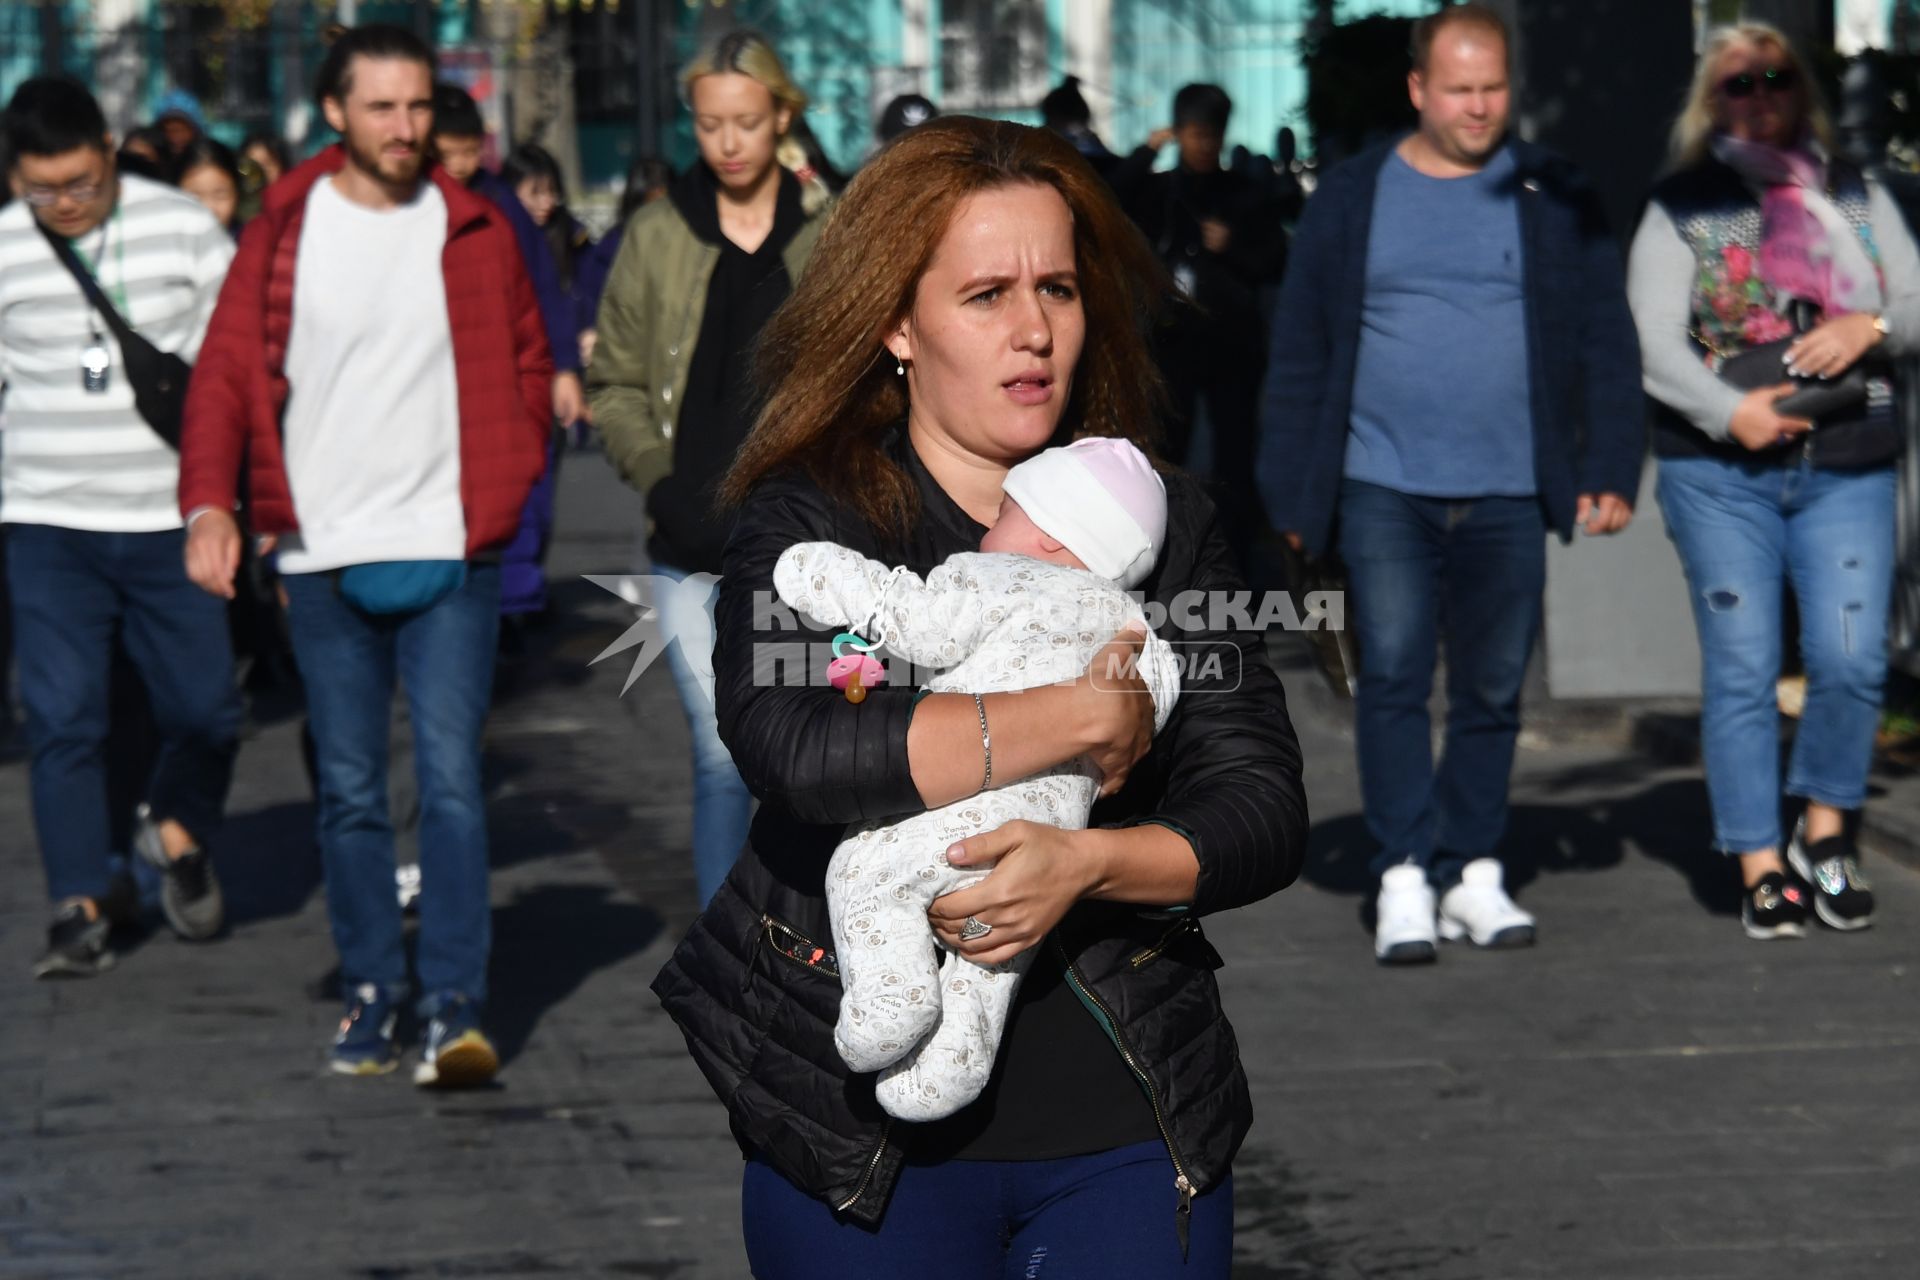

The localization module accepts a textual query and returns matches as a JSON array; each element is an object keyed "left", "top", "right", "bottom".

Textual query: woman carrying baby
[{"left": 650, "top": 117, "right": 1307, "bottom": 1276}]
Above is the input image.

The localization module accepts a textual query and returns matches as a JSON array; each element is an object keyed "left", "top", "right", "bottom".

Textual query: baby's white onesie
[{"left": 773, "top": 542, "right": 1180, "bottom": 1121}]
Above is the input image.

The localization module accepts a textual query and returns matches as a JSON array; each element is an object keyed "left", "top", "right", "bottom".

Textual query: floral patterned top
[{"left": 1673, "top": 169, "right": 1883, "bottom": 360}]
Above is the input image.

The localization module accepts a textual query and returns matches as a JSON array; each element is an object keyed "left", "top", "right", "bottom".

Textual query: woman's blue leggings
[{"left": 741, "top": 1139, "right": 1234, "bottom": 1278}]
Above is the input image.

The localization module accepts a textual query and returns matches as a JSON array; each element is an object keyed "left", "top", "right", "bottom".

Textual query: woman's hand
[
  {"left": 928, "top": 821, "right": 1101, "bottom": 967},
  {"left": 1728, "top": 383, "right": 1814, "bottom": 451},
  {"left": 1785, "top": 312, "right": 1882, "bottom": 379},
  {"left": 1068, "top": 625, "right": 1156, "bottom": 798}
]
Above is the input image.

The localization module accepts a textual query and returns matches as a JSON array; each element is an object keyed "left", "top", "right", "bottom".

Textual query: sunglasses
[{"left": 1721, "top": 66, "right": 1798, "bottom": 99}]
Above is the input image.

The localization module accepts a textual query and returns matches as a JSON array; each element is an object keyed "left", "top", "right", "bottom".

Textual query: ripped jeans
[{"left": 1657, "top": 455, "right": 1896, "bottom": 853}]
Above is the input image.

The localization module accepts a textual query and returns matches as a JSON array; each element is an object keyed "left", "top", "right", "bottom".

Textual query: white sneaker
[
  {"left": 395, "top": 863, "right": 422, "bottom": 913},
  {"left": 1437, "top": 859, "right": 1536, "bottom": 948},
  {"left": 1374, "top": 864, "right": 1438, "bottom": 965}
]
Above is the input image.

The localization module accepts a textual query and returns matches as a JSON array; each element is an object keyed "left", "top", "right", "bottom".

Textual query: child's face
[{"left": 979, "top": 495, "right": 1087, "bottom": 571}]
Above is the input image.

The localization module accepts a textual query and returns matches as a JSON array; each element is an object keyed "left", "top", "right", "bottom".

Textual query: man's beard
[{"left": 345, "top": 131, "right": 423, "bottom": 189}]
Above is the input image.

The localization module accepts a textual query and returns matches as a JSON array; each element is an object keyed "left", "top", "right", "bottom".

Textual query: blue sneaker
[
  {"left": 329, "top": 984, "right": 400, "bottom": 1077},
  {"left": 414, "top": 996, "right": 498, "bottom": 1088}
]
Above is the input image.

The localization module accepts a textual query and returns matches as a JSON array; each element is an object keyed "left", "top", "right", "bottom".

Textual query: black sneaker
[
  {"left": 134, "top": 804, "right": 224, "bottom": 940},
  {"left": 1741, "top": 871, "right": 1809, "bottom": 940},
  {"left": 33, "top": 901, "right": 115, "bottom": 978},
  {"left": 329, "top": 984, "right": 401, "bottom": 1077},
  {"left": 1787, "top": 827, "right": 1875, "bottom": 932}
]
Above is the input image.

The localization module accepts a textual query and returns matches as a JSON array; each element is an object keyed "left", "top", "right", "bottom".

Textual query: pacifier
[{"left": 828, "top": 632, "right": 887, "bottom": 704}]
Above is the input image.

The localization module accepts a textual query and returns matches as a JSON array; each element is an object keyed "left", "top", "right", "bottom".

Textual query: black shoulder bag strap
[{"left": 35, "top": 218, "right": 189, "bottom": 449}]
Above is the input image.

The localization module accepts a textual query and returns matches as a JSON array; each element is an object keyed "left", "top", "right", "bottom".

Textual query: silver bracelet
[{"left": 973, "top": 692, "right": 992, "bottom": 792}]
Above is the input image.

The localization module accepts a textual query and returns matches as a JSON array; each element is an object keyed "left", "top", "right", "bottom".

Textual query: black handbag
[
  {"left": 1718, "top": 336, "right": 1870, "bottom": 421},
  {"left": 37, "top": 220, "right": 189, "bottom": 450},
  {"left": 1709, "top": 300, "right": 1900, "bottom": 468}
]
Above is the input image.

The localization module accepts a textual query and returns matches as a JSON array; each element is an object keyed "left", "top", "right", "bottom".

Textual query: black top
[
  {"left": 910, "top": 950, "right": 1163, "bottom": 1162},
  {"left": 646, "top": 164, "right": 805, "bottom": 574}
]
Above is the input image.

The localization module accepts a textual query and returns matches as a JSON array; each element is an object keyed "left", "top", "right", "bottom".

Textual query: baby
[{"left": 773, "top": 437, "right": 1180, "bottom": 1122}]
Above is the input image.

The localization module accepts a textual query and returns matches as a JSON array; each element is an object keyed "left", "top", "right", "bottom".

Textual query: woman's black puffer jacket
[{"left": 651, "top": 429, "right": 1308, "bottom": 1227}]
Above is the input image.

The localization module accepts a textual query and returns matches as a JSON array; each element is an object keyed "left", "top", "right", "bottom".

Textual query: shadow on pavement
[
  {"left": 486, "top": 884, "right": 662, "bottom": 1066},
  {"left": 1529, "top": 772, "right": 1735, "bottom": 917},
  {"left": 215, "top": 800, "right": 322, "bottom": 927},
  {"left": 482, "top": 754, "right": 639, "bottom": 878},
  {"left": 1301, "top": 762, "right": 1736, "bottom": 932}
]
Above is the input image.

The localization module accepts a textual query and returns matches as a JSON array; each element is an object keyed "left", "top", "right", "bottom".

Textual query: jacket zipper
[
  {"left": 759, "top": 912, "right": 839, "bottom": 979},
  {"left": 835, "top": 1117, "right": 893, "bottom": 1213},
  {"left": 1129, "top": 917, "right": 1198, "bottom": 970},
  {"left": 1053, "top": 934, "right": 1198, "bottom": 1256}
]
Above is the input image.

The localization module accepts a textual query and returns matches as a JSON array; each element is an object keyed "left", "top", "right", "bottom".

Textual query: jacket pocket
[{"left": 760, "top": 912, "right": 840, "bottom": 981}]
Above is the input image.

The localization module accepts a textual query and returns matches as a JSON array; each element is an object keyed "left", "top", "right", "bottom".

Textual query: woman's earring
[{"left": 895, "top": 357, "right": 905, "bottom": 376}]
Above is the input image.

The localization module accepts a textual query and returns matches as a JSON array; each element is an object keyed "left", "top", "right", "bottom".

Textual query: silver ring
[{"left": 959, "top": 916, "right": 993, "bottom": 942}]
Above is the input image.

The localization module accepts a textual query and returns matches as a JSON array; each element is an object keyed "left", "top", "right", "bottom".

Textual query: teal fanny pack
[{"left": 336, "top": 560, "right": 468, "bottom": 615}]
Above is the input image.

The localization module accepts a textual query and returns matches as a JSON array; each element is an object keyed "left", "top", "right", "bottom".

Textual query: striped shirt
[{"left": 0, "top": 173, "right": 234, "bottom": 531}]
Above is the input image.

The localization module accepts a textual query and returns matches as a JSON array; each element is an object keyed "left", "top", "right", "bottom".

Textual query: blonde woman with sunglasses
[{"left": 1628, "top": 24, "right": 1920, "bottom": 939}]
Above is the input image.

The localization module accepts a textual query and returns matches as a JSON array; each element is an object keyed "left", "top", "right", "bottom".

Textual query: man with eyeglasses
[
  {"left": 1258, "top": 3, "right": 1645, "bottom": 965},
  {"left": 0, "top": 77, "right": 240, "bottom": 977}
]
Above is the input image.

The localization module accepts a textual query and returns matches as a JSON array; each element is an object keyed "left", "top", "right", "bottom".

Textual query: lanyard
[{"left": 68, "top": 202, "right": 128, "bottom": 320}]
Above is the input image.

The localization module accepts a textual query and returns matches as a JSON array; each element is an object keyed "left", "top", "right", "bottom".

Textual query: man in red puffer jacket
[{"left": 179, "top": 24, "right": 550, "bottom": 1087}]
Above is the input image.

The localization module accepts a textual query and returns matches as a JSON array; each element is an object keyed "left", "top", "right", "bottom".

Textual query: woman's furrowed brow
[{"left": 954, "top": 268, "right": 1076, "bottom": 293}]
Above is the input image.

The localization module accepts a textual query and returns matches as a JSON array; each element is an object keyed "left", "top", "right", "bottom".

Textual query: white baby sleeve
[
  {"left": 773, "top": 542, "right": 895, "bottom": 631},
  {"left": 774, "top": 541, "right": 986, "bottom": 670}
]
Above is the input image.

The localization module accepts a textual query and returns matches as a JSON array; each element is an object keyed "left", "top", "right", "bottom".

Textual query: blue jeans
[
  {"left": 6, "top": 524, "right": 241, "bottom": 904},
  {"left": 1337, "top": 479, "right": 1546, "bottom": 883},
  {"left": 652, "top": 561, "right": 752, "bottom": 906},
  {"left": 281, "top": 565, "right": 500, "bottom": 1011},
  {"left": 1657, "top": 456, "right": 1895, "bottom": 853},
  {"left": 742, "top": 1140, "right": 1233, "bottom": 1278}
]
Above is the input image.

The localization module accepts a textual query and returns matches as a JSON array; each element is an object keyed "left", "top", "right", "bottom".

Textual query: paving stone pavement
[{"left": 3, "top": 457, "right": 1917, "bottom": 1279}]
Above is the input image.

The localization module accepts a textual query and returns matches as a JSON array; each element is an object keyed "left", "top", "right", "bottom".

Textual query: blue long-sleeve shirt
[
  {"left": 574, "top": 224, "right": 622, "bottom": 339},
  {"left": 470, "top": 168, "right": 579, "bottom": 373}
]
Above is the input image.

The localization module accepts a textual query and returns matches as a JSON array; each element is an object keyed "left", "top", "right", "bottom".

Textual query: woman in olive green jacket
[{"left": 587, "top": 29, "right": 830, "bottom": 905}]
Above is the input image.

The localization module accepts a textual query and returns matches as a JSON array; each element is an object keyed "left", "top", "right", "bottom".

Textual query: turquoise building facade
[
  {"left": 4, "top": 1, "right": 1436, "bottom": 186},
  {"left": 688, "top": 1, "right": 1438, "bottom": 177}
]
